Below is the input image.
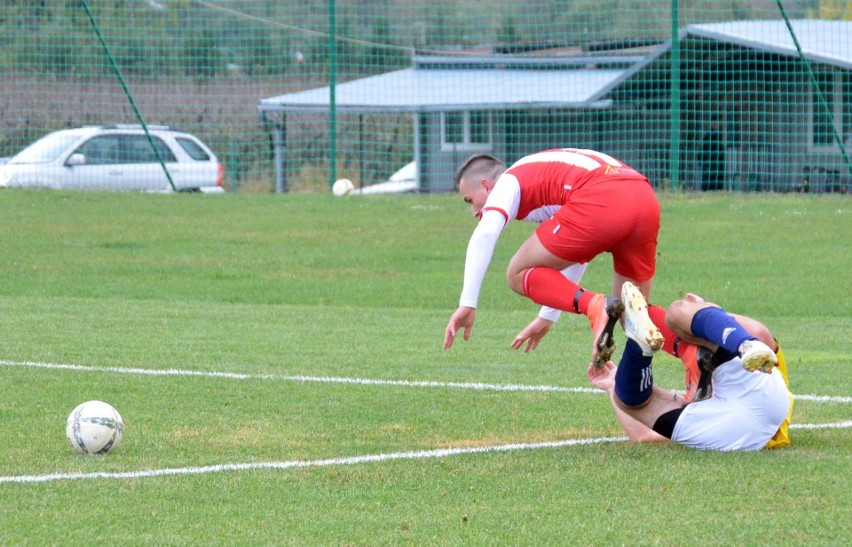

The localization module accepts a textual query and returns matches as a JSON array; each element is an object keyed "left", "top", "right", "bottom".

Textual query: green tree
[
  {"left": 497, "top": 14, "right": 521, "bottom": 47},
  {"left": 182, "top": 28, "right": 221, "bottom": 78},
  {"left": 369, "top": 16, "right": 407, "bottom": 72}
]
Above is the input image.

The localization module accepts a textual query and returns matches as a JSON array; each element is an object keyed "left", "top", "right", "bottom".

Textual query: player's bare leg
[
  {"left": 613, "top": 385, "right": 686, "bottom": 430},
  {"left": 667, "top": 299, "right": 778, "bottom": 351},
  {"left": 505, "top": 234, "right": 572, "bottom": 295},
  {"left": 611, "top": 272, "right": 653, "bottom": 304},
  {"left": 506, "top": 234, "right": 622, "bottom": 364}
]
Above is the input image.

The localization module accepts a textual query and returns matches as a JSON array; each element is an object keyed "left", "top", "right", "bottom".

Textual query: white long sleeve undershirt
[
  {"left": 457, "top": 171, "right": 587, "bottom": 316},
  {"left": 458, "top": 210, "right": 505, "bottom": 308},
  {"left": 458, "top": 210, "right": 588, "bottom": 317}
]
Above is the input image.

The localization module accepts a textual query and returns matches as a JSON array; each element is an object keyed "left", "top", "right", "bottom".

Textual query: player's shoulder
[{"left": 494, "top": 171, "right": 521, "bottom": 190}]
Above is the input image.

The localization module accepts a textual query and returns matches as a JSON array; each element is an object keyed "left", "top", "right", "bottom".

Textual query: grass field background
[{"left": 0, "top": 190, "right": 849, "bottom": 544}]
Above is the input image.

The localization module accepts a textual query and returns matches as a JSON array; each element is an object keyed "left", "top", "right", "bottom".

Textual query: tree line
[{"left": 0, "top": 0, "right": 819, "bottom": 80}]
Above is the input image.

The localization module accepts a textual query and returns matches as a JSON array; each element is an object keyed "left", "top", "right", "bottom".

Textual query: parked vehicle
[
  {"left": 0, "top": 125, "right": 223, "bottom": 193},
  {"left": 353, "top": 161, "right": 417, "bottom": 194}
]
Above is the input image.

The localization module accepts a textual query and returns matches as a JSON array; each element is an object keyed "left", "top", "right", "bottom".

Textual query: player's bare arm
[{"left": 586, "top": 362, "right": 670, "bottom": 443}]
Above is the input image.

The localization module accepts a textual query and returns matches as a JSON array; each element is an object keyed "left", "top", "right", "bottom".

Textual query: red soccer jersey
[{"left": 483, "top": 148, "right": 647, "bottom": 224}]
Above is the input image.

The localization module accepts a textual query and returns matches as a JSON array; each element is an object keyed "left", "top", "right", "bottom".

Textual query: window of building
[
  {"left": 809, "top": 71, "right": 843, "bottom": 150},
  {"left": 441, "top": 110, "right": 492, "bottom": 152}
]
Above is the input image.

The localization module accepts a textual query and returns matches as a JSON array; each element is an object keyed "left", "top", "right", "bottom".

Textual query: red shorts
[{"left": 535, "top": 176, "right": 660, "bottom": 282}]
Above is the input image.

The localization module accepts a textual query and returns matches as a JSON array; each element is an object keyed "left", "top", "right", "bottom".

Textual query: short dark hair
[{"left": 453, "top": 153, "right": 506, "bottom": 190}]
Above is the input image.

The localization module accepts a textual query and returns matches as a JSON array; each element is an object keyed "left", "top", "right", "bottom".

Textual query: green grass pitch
[{"left": 0, "top": 190, "right": 849, "bottom": 543}]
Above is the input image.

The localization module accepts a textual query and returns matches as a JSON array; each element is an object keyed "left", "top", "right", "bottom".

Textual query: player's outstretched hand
[
  {"left": 443, "top": 306, "right": 476, "bottom": 349},
  {"left": 684, "top": 292, "right": 705, "bottom": 303},
  {"left": 510, "top": 316, "right": 554, "bottom": 352},
  {"left": 586, "top": 361, "right": 616, "bottom": 391}
]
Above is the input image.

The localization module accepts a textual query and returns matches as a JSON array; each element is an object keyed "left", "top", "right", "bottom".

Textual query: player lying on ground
[
  {"left": 587, "top": 283, "right": 792, "bottom": 451},
  {"left": 443, "top": 149, "right": 662, "bottom": 366}
]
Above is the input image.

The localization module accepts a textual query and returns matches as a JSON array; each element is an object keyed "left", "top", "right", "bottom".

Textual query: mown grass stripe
[
  {"left": 2, "top": 422, "right": 849, "bottom": 485},
  {"left": 0, "top": 436, "right": 627, "bottom": 484},
  {"left": 1, "top": 359, "right": 849, "bottom": 403}
]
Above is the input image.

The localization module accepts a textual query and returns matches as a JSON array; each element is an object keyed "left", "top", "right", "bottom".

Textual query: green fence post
[
  {"left": 329, "top": 0, "right": 337, "bottom": 188},
  {"left": 229, "top": 139, "right": 238, "bottom": 192},
  {"left": 81, "top": 0, "right": 177, "bottom": 192},
  {"left": 775, "top": 0, "right": 852, "bottom": 176},
  {"left": 670, "top": 0, "right": 681, "bottom": 192}
]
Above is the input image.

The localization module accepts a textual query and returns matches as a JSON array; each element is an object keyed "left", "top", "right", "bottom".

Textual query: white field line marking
[
  {"left": 0, "top": 359, "right": 850, "bottom": 403},
  {"left": 0, "top": 436, "right": 627, "bottom": 484},
  {"left": 788, "top": 420, "right": 852, "bottom": 430},
  {"left": 794, "top": 394, "right": 852, "bottom": 403},
  {"left": 0, "top": 359, "right": 599, "bottom": 394},
  {"left": 1, "top": 421, "right": 850, "bottom": 485}
]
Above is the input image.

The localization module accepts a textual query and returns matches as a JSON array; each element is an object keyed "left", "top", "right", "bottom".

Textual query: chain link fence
[{"left": 1, "top": 1, "right": 850, "bottom": 193}]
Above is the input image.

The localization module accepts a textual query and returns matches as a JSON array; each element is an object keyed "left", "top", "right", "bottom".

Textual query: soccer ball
[
  {"left": 332, "top": 178, "right": 355, "bottom": 196},
  {"left": 66, "top": 400, "right": 124, "bottom": 455}
]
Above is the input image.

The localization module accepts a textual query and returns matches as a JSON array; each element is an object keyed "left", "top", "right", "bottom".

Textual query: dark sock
[
  {"left": 690, "top": 307, "right": 756, "bottom": 355},
  {"left": 713, "top": 347, "right": 737, "bottom": 364},
  {"left": 614, "top": 339, "right": 654, "bottom": 407}
]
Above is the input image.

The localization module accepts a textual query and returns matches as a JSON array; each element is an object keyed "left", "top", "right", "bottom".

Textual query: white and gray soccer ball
[
  {"left": 332, "top": 178, "right": 355, "bottom": 196},
  {"left": 66, "top": 400, "right": 124, "bottom": 455}
]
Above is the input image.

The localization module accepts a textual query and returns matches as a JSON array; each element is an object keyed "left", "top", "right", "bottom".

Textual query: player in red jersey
[{"left": 442, "top": 149, "right": 663, "bottom": 365}]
